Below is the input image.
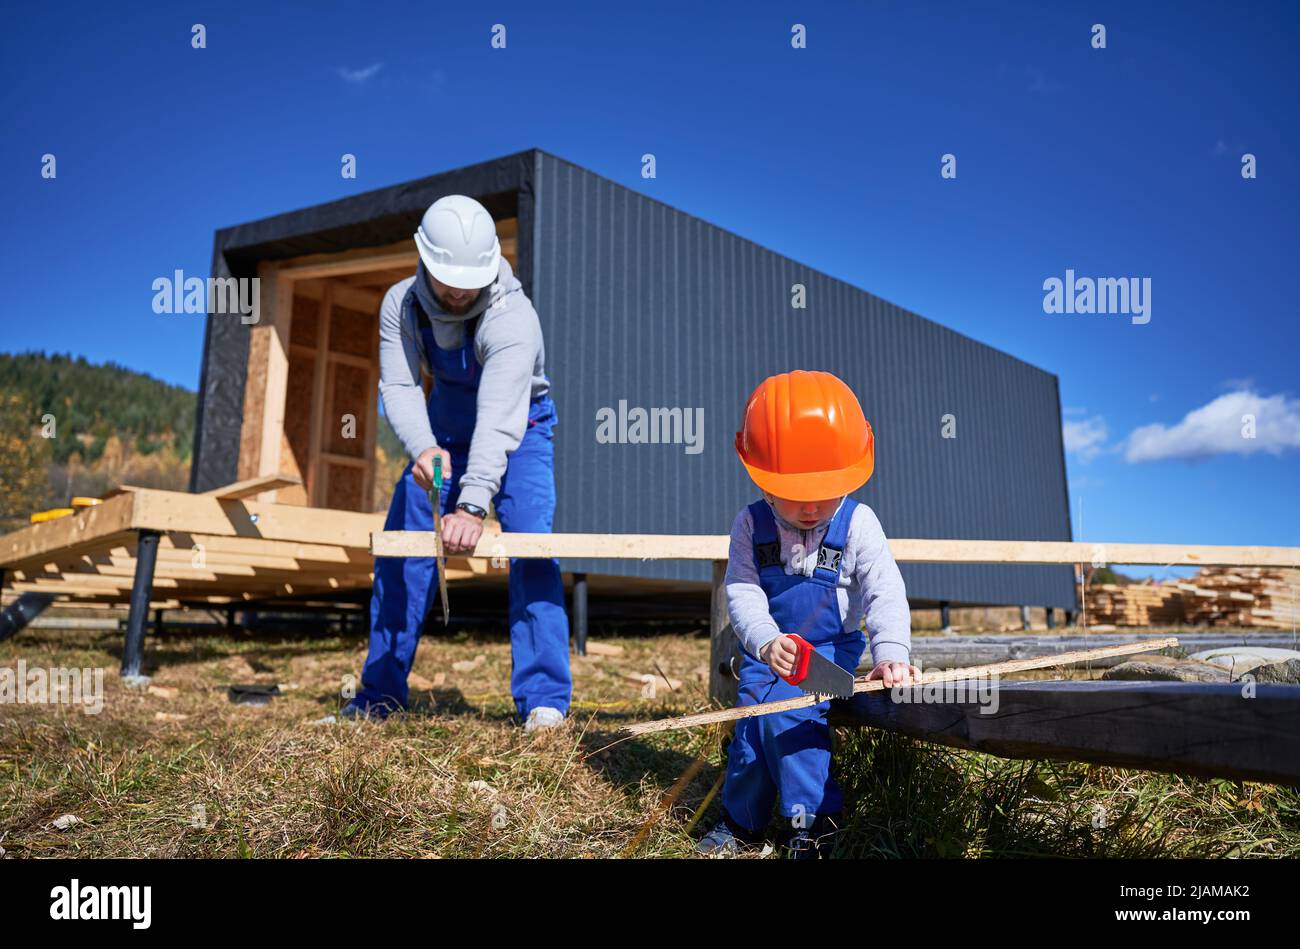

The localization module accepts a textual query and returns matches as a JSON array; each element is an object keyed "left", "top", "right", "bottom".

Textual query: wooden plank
[
  {"left": 319, "top": 452, "right": 367, "bottom": 468},
  {"left": 908, "top": 632, "right": 1300, "bottom": 669},
  {"left": 128, "top": 488, "right": 384, "bottom": 547},
  {"left": 31, "top": 553, "right": 372, "bottom": 585},
  {"left": 253, "top": 261, "right": 294, "bottom": 500},
  {"left": 202, "top": 474, "right": 303, "bottom": 501},
  {"left": 276, "top": 242, "right": 418, "bottom": 281},
  {"left": 622, "top": 638, "right": 1180, "bottom": 736},
  {"left": 0, "top": 495, "right": 136, "bottom": 567},
  {"left": 708, "top": 560, "right": 737, "bottom": 707},
  {"left": 374, "top": 530, "right": 729, "bottom": 560},
  {"left": 372, "top": 531, "right": 1300, "bottom": 567},
  {"left": 160, "top": 533, "right": 371, "bottom": 564},
  {"left": 889, "top": 539, "right": 1300, "bottom": 568},
  {"left": 237, "top": 304, "right": 270, "bottom": 482},
  {"left": 292, "top": 277, "right": 383, "bottom": 316},
  {"left": 236, "top": 258, "right": 295, "bottom": 496},
  {"left": 829, "top": 681, "right": 1300, "bottom": 787}
]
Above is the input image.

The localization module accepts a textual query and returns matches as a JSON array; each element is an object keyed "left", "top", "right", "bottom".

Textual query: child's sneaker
[
  {"left": 696, "top": 814, "right": 761, "bottom": 857},
  {"left": 783, "top": 813, "right": 842, "bottom": 860}
]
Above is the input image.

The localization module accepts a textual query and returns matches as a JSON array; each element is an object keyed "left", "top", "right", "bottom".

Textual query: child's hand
[
  {"left": 759, "top": 635, "right": 800, "bottom": 679},
  {"left": 866, "top": 660, "right": 920, "bottom": 688}
]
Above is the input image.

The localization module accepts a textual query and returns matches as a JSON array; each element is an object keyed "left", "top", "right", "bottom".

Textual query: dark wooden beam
[
  {"left": 905, "top": 632, "right": 1300, "bottom": 670},
  {"left": 829, "top": 680, "right": 1300, "bottom": 787}
]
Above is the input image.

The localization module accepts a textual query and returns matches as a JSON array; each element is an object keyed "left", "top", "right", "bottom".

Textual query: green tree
[{"left": 0, "top": 387, "right": 53, "bottom": 530}]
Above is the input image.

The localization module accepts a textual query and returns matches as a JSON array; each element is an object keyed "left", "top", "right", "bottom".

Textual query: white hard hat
[{"left": 413, "top": 195, "right": 501, "bottom": 290}]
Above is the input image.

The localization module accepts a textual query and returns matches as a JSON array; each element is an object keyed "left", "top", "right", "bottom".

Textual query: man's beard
[{"left": 436, "top": 290, "right": 481, "bottom": 315}]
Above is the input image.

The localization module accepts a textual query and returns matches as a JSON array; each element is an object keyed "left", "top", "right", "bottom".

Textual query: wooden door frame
[{"left": 238, "top": 241, "right": 417, "bottom": 505}]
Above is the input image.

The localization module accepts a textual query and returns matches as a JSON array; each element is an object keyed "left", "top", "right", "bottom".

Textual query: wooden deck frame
[{"left": 0, "top": 486, "right": 489, "bottom": 676}]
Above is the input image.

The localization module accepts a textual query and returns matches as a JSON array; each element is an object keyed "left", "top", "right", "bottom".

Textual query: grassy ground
[{"left": 1, "top": 626, "right": 1297, "bottom": 858}]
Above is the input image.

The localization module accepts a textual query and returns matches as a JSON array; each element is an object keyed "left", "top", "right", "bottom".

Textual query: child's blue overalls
[
  {"left": 355, "top": 291, "right": 571, "bottom": 719},
  {"left": 721, "top": 498, "right": 866, "bottom": 830}
]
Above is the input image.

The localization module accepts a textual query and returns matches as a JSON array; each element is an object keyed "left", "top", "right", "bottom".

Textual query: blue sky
[{"left": 2, "top": 1, "right": 1297, "bottom": 566}]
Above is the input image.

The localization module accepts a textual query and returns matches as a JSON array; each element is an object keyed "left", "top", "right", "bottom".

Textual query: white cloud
[
  {"left": 1124, "top": 389, "right": 1300, "bottom": 462},
  {"left": 337, "top": 63, "right": 383, "bottom": 83},
  {"left": 1063, "top": 415, "right": 1108, "bottom": 463}
]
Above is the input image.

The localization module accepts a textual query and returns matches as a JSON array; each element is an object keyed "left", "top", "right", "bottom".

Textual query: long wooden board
[{"left": 373, "top": 530, "right": 1300, "bottom": 567}]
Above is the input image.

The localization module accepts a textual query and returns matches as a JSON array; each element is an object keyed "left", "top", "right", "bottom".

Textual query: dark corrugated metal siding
[{"left": 532, "top": 152, "right": 1075, "bottom": 607}]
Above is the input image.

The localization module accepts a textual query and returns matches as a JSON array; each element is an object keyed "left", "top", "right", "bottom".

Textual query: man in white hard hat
[{"left": 343, "top": 195, "right": 571, "bottom": 732}]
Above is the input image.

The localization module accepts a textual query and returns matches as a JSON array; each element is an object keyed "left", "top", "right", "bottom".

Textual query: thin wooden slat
[
  {"left": 128, "top": 489, "right": 384, "bottom": 547},
  {"left": 622, "top": 638, "right": 1180, "bottom": 737},
  {"left": 203, "top": 474, "right": 303, "bottom": 500},
  {"left": 278, "top": 248, "right": 418, "bottom": 281}
]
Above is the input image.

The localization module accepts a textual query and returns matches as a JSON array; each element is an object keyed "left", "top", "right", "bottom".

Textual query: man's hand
[
  {"left": 759, "top": 634, "right": 800, "bottom": 679},
  {"left": 441, "top": 509, "right": 485, "bottom": 554},
  {"left": 412, "top": 446, "right": 452, "bottom": 492},
  {"left": 866, "top": 660, "right": 921, "bottom": 688}
]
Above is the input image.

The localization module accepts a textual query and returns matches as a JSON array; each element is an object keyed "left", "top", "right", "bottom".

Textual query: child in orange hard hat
[{"left": 698, "top": 370, "right": 918, "bottom": 859}]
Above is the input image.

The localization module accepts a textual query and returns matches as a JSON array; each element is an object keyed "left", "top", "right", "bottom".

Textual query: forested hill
[{"left": 0, "top": 351, "right": 196, "bottom": 464}]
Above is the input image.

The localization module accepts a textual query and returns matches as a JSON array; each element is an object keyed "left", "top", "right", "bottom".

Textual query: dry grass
[{"left": 1, "top": 625, "right": 1296, "bottom": 858}]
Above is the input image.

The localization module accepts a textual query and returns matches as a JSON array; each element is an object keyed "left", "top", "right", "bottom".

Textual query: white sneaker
[{"left": 523, "top": 706, "right": 565, "bottom": 733}]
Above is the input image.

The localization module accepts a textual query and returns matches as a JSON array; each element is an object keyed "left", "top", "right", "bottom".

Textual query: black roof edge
[{"left": 213, "top": 148, "right": 539, "bottom": 266}]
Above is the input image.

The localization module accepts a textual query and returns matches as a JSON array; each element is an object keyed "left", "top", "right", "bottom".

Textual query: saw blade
[
  {"left": 430, "top": 459, "right": 450, "bottom": 627},
  {"left": 797, "top": 648, "right": 855, "bottom": 699}
]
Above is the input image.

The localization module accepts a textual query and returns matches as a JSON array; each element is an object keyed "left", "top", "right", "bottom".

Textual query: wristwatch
[{"left": 456, "top": 502, "right": 487, "bottom": 519}]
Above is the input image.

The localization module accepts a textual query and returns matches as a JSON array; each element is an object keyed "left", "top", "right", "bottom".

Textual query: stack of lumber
[
  {"left": 1085, "top": 582, "right": 1185, "bottom": 626},
  {"left": 1182, "top": 567, "right": 1300, "bottom": 629}
]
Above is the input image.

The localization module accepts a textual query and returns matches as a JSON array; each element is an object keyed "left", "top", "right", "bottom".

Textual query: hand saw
[
  {"left": 429, "top": 455, "right": 450, "bottom": 626},
  {"left": 780, "top": 634, "right": 854, "bottom": 699}
]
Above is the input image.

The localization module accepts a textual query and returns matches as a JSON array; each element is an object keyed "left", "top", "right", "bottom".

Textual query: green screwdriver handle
[{"left": 430, "top": 454, "right": 444, "bottom": 510}]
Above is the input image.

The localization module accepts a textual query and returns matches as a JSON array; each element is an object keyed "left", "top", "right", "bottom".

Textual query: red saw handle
[{"left": 779, "top": 634, "right": 813, "bottom": 686}]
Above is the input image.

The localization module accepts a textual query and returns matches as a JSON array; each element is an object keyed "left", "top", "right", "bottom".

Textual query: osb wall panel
[
  {"left": 290, "top": 295, "right": 320, "bottom": 348},
  {"left": 327, "top": 362, "right": 371, "bottom": 458},
  {"left": 328, "top": 305, "right": 374, "bottom": 359},
  {"left": 325, "top": 463, "right": 365, "bottom": 511}
]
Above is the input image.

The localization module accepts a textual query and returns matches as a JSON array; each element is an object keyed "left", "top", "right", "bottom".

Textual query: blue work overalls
[
  {"left": 721, "top": 498, "right": 865, "bottom": 830},
  {"left": 354, "top": 295, "right": 571, "bottom": 719}
]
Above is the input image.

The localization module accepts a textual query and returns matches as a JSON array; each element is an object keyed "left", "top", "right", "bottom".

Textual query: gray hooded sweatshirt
[
  {"left": 725, "top": 498, "right": 912, "bottom": 667},
  {"left": 378, "top": 257, "right": 549, "bottom": 512}
]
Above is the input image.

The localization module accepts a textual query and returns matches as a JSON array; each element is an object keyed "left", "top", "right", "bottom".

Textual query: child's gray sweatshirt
[{"left": 725, "top": 499, "right": 912, "bottom": 666}]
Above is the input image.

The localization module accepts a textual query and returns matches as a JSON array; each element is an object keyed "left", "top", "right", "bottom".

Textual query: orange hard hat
[{"left": 734, "top": 370, "right": 875, "bottom": 501}]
